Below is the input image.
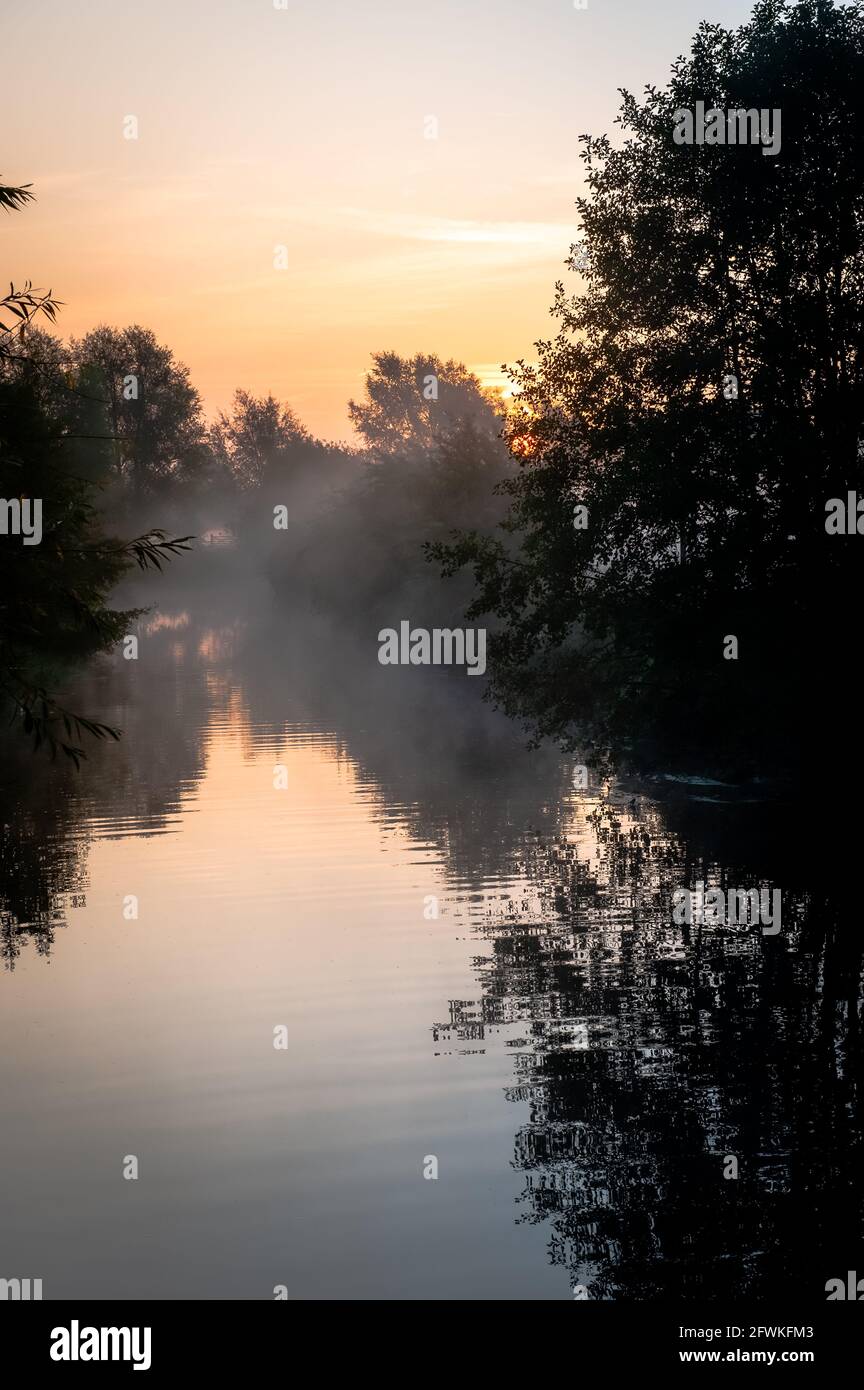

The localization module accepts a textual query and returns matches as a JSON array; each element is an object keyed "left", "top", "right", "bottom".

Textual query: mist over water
[{"left": 1, "top": 575, "right": 860, "bottom": 1300}]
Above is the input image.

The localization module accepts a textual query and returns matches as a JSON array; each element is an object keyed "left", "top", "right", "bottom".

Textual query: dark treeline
[{"left": 431, "top": 0, "right": 864, "bottom": 783}]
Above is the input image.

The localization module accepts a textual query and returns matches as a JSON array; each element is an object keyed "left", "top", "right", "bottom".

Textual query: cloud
[{"left": 334, "top": 208, "right": 576, "bottom": 250}]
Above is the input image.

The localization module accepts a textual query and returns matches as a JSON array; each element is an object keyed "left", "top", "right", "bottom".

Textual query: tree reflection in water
[{"left": 433, "top": 787, "right": 863, "bottom": 1301}]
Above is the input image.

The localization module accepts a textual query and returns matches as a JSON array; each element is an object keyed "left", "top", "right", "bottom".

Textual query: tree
[
  {"left": 1, "top": 176, "right": 192, "bottom": 763},
  {"left": 69, "top": 325, "right": 208, "bottom": 497},
  {"left": 348, "top": 350, "right": 503, "bottom": 459},
  {"left": 429, "top": 0, "right": 864, "bottom": 778},
  {"left": 277, "top": 352, "right": 513, "bottom": 622},
  {"left": 210, "top": 388, "right": 309, "bottom": 491}
]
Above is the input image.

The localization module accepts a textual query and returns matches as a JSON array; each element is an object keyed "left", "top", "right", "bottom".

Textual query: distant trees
[
  {"left": 5, "top": 245, "right": 512, "bottom": 679},
  {"left": 274, "top": 351, "right": 512, "bottom": 622},
  {"left": 2, "top": 230, "right": 510, "bottom": 701},
  {"left": 208, "top": 389, "right": 350, "bottom": 523},
  {"left": 429, "top": 0, "right": 864, "bottom": 777},
  {"left": 1, "top": 321, "right": 211, "bottom": 503},
  {"left": 350, "top": 352, "right": 508, "bottom": 531},
  {"left": 69, "top": 326, "right": 209, "bottom": 497},
  {"left": 349, "top": 350, "right": 503, "bottom": 459},
  {"left": 210, "top": 389, "right": 310, "bottom": 491}
]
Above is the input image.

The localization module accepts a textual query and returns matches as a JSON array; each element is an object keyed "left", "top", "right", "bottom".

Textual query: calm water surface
[{"left": 1, "top": 591, "right": 861, "bottom": 1299}]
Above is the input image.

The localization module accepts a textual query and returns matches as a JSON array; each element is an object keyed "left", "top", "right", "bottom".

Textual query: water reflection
[
  {"left": 0, "top": 746, "right": 86, "bottom": 964},
  {"left": 435, "top": 790, "right": 863, "bottom": 1299},
  {"left": 1, "top": 594, "right": 571, "bottom": 970},
  {"left": 0, "top": 593, "right": 861, "bottom": 1300}
]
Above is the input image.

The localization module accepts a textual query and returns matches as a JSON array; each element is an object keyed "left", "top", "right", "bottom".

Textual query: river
[{"left": 1, "top": 579, "right": 860, "bottom": 1300}]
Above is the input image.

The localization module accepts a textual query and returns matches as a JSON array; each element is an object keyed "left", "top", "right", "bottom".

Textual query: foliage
[
  {"left": 429, "top": 0, "right": 864, "bottom": 777},
  {"left": 1, "top": 178, "right": 192, "bottom": 762},
  {"left": 276, "top": 353, "right": 513, "bottom": 622},
  {"left": 349, "top": 350, "right": 503, "bottom": 459},
  {"left": 210, "top": 389, "right": 310, "bottom": 491}
]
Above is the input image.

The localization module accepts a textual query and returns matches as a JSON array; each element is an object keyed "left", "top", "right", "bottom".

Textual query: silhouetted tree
[
  {"left": 430, "top": 0, "right": 864, "bottom": 779},
  {"left": 69, "top": 325, "right": 208, "bottom": 498},
  {"left": 1, "top": 177, "right": 192, "bottom": 761},
  {"left": 210, "top": 389, "right": 309, "bottom": 491},
  {"left": 349, "top": 350, "right": 503, "bottom": 459},
  {"left": 277, "top": 352, "right": 512, "bottom": 622}
]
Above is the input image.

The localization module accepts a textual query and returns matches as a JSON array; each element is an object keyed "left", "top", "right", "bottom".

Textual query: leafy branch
[
  {"left": 0, "top": 279, "right": 62, "bottom": 344},
  {"left": 2, "top": 674, "right": 121, "bottom": 769},
  {"left": 0, "top": 179, "right": 33, "bottom": 213},
  {"left": 111, "top": 530, "right": 196, "bottom": 570}
]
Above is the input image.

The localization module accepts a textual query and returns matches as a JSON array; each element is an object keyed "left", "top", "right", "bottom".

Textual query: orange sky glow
[{"left": 4, "top": 0, "right": 751, "bottom": 441}]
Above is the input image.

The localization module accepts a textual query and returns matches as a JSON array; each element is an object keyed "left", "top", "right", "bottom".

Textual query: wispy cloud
[{"left": 334, "top": 208, "right": 576, "bottom": 249}]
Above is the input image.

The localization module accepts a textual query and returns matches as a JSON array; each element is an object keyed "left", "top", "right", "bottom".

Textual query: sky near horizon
[{"left": 4, "top": 0, "right": 754, "bottom": 441}]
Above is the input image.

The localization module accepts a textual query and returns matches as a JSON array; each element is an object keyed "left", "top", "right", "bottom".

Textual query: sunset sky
[{"left": 5, "top": 0, "right": 752, "bottom": 440}]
